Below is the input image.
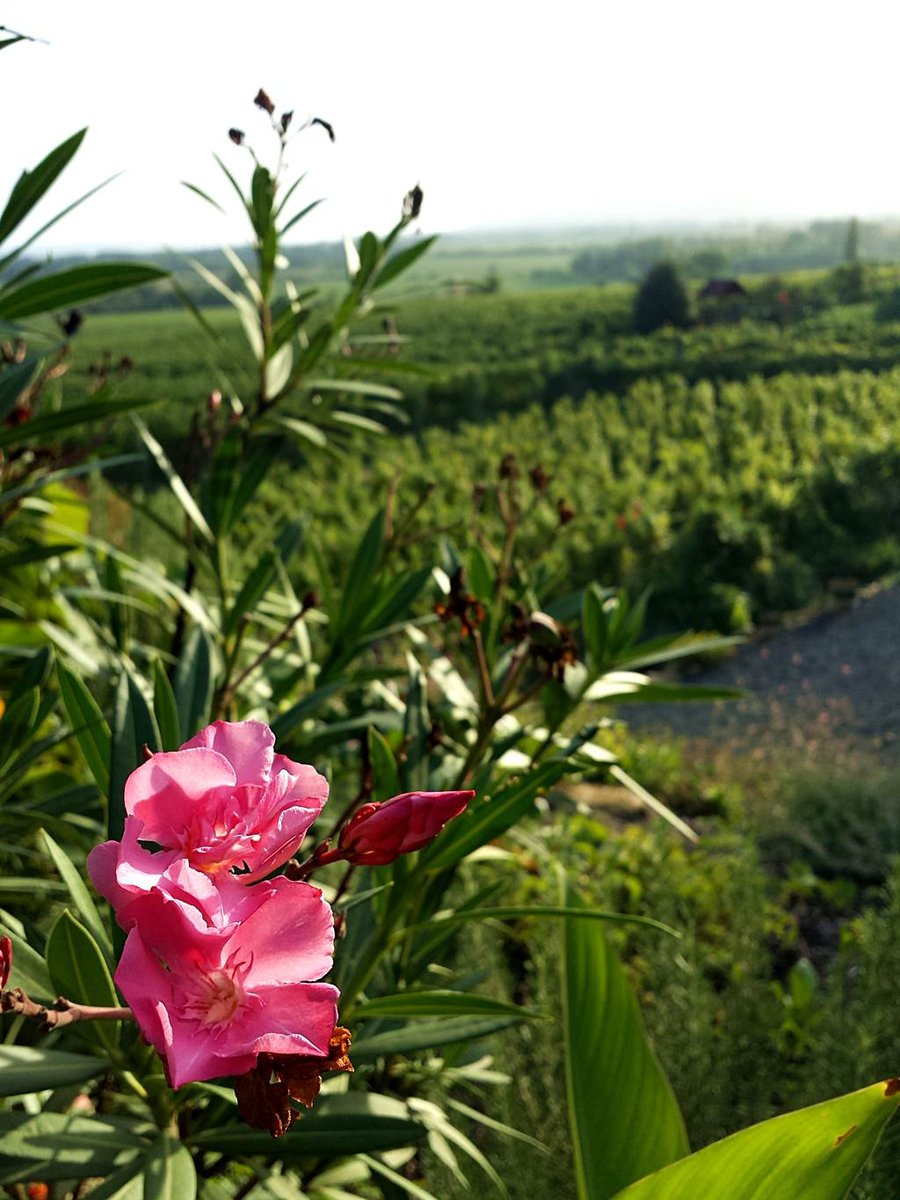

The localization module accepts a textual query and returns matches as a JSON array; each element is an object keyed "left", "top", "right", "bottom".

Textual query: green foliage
[
  {"left": 563, "top": 888, "right": 688, "bottom": 1199},
  {"left": 612, "top": 1081, "right": 900, "bottom": 1200},
  {"left": 633, "top": 262, "right": 690, "bottom": 334},
  {"left": 1, "top": 53, "right": 897, "bottom": 1200}
]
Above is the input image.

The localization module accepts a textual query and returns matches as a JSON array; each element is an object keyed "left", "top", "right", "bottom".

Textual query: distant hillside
[{"left": 10, "top": 217, "right": 900, "bottom": 313}]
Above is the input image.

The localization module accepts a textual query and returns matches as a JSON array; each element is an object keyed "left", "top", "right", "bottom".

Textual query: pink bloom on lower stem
[
  {"left": 115, "top": 720, "right": 328, "bottom": 883},
  {"left": 336, "top": 790, "right": 474, "bottom": 866},
  {"left": 115, "top": 874, "right": 338, "bottom": 1089}
]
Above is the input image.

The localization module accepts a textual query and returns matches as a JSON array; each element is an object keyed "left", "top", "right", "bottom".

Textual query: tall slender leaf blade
[
  {"left": 56, "top": 659, "right": 111, "bottom": 795},
  {"left": 612, "top": 1081, "right": 900, "bottom": 1200},
  {"left": 0, "top": 263, "right": 166, "bottom": 319},
  {"left": 0, "top": 1046, "right": 107, "bottom": 1097},
  {"left": 563, "top": 886, "right": 688, "bottom": 1200},
  {"left": 0, "top": 129, "right": 86, "bottom": 245},
  {"left": 172, "top": 625, "right": 213, "bottom": 741},
  {"left": 41, "top": 829, "right": 112, "bottom": 959}
]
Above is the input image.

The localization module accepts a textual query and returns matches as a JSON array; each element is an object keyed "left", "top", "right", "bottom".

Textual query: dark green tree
[{"left": 633, "top": 261, "right": 690, "bottom": 333}]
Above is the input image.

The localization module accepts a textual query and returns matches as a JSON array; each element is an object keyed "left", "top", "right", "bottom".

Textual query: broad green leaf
[
  {"left": 144, "top": 1131, "right": 197, "bottom": 1200},
  {"left": 0, "top": 916, "right": 52, "bottom": 997},
  {"left": 563, "top": 887, "right": 688, "bottom": 1200},
  {"left": 355, "top": 990, "right": 539, "bottom": 1020},
  {"left": 190, "top": 1093, "right": 426, "bottom": 1157},
  {"left": 109, "top": 669, "right": 160, "bottom": 844},
  {"left": 351, "top": 1016, "right": 521, "bottom": 1060},
  {"left": 612, "top": 1080, "right": 900, "bottom": 1200},
  {"left": 0, "top": 129, "right": 86, "bottom": 246},
  {"left": 466, "top": 543, "right": 494, "bottom": 602},
  {"left": 80, "top": 1158, "right": 145, "bottom": 1200},
  {"left": 46, "top": 909, "right": 118, "bottom": 1009},
  {"left": 0, "top": 263, "right": 166, "bottom": 319},
  {"left": 56, "top": 659, "right": 111, "bottom": 795},
  {"left": 173, "top": 624, "right": 213, "bottom": 743},
  {"left": 0, "top": 1045, "right": 107, "bottom": 1096},
  {"left": 0, "top": 1111, "right": 146, "bottom": 1184},
  {"left": 40, "top": 829, "right": 112, "bottom": 959}
]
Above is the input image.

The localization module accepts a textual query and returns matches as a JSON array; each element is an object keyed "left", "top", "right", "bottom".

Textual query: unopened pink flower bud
[
  {"left": 208, "top": 389, "right": 222, "bottom": 413},
  {"left": 0, "top": 936, "right": 12, "bottom": 990},
  {"left": 337, "top": 790, "right": 473, "bottom": 866}
]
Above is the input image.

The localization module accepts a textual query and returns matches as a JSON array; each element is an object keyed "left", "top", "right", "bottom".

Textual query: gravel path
[{"left": 627, "top": 583, "right": 900, "bottom": 754}]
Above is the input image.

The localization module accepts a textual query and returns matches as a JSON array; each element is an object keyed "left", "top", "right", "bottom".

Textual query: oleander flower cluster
[{"left": 88, "top": 719, "right": 472, "bottom": 1094}]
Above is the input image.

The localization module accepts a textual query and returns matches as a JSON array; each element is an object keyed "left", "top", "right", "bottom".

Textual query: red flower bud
[
  {"left": 0, "top": 936, "right": 12, "bottom": 990},
  {"left": 337, "top": 791, "right": 473, "bottom": 866}
]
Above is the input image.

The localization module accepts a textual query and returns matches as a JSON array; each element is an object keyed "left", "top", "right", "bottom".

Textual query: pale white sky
[{"left": 2, "top": 1, "right": 900, "bottom": 253}]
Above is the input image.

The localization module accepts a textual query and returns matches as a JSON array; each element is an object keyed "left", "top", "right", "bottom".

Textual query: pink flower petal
[
  {"left": 227, "top": 879, "right": 335, "bottom": 985},
  {"left": 124, "top": 749, "right": 236, "bottom": 845},
  {"left": 229, "top": 982, "right": 339, "bottom": 1059},
  {"left": 181, "top": 720, "right": 275, "bottom": 786}
]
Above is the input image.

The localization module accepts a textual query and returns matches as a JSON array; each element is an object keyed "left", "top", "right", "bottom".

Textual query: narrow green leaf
[
  {"left": 133, "top": 416, "right": 213, "bottom": 543},
  {"left": 609, "top": 765, "right": 699, "bottom": 844},
  {"left": 352, "top": 1015, "right": 520, "bottom": 1060},
  {"left": 152, "top": 659, "right": 182, "bottom": 751},
  {"left": 56, "top": 659, "right": 111, "bottom": 795},
  {"left": 368, "top": 725, "right": 401, "bottom": 801},
  {"left": 0, "top": 263, "right": 166, "bottom": 319},
  {"left": 563, "top": 886, "right": 689, "bottom": 1200},
  {"left": 181, "top": 180, "right": 227, "bottom": 214},
  {"left": 0, "top": 395, "right": 159, "bottom": 452},
  {"left": 355, "top": 990, "right": 539, "bottom": 1021},
  {"left": 403, "top": 905, "right": 678, "bottom": 939},
  {"left": 172, "top": 625, "right": 213, "bottom": 741},
  {"left": 612, "top": 1080, "right": 900, "bottom": 1200},
  {"left": 41, "top": 829, "right": 112, "bottom": 959},
  {"left": 335, "top": 507, "right": 385, "bottom": 635},
  {"left": 109, "top": 669, "right": 160, "bottom": 844},
  {"left": 224, "top": 550, "right": 278, "bottom": 637},
  {"left": 0, "top": 1046, "right": 107, "bottom": 1096},
  {"left": 270, "top": 680, "right": 342, "bottom": 742},
  {"left": 190, "top": 1093, "right": 425, "bottom": 1157},
  {"left": 373, "top": 235, "right": 438, "bottom": 290},
  {"left": 0, "top": 129, "right": 86, "bottom": 246}
]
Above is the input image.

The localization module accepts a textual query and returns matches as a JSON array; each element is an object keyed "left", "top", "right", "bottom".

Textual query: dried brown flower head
[{"left": 254, "top": 88, "right": 275, "bottom": 115}]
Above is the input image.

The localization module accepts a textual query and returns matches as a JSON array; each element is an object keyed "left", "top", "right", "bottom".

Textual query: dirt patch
[{"left": 627, "top": 582, "right": 900, "bottom": 755}]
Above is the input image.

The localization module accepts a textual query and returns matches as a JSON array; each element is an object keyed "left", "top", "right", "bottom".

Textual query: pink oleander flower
[
  {"left": 336, "top": 790, "right": 473, "bottom": 866},
  {"left": 89, "top": 720, "right": 328, "bottom": 888},
  {"left": 115, "top": 873, "right": 338, "bottom": 1088}
]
